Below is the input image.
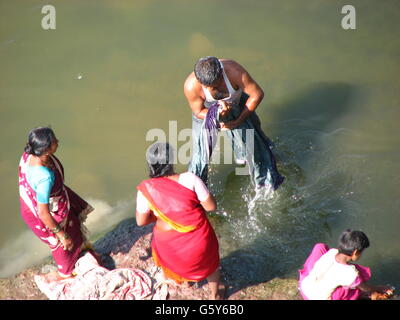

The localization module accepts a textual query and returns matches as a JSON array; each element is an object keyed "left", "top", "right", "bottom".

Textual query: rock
[
  {"left": 229, "top": 278, "right": 301, "bottom": 300},
  {"left": 0, "top": 268, "right": 47, "bottom": 300},
  {"left": 0, "top": 218, "right": 301, "bottom": 300}
]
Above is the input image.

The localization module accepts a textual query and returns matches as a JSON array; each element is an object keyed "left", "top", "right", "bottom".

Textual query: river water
[{"left": 1, "top": 0, "right": 399, "bottom": 291}]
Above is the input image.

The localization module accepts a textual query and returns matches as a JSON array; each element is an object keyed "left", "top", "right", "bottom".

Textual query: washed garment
[
  {"left": 201, "top": 102, "right": 221, "bottom": 161},
  {"left": 34, "top": 252, "right": 153, "bottom": 300}
]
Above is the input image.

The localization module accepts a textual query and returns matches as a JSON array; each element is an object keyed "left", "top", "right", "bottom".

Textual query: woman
[
  {"left": 135, "top": 142, "right": 223, "bottom": 299},
  {"left": 19, "top": 127, "right": 95, "bottom": 281},
  {"left": 299, "top": 229, "right": 393, "bottom": 300}
]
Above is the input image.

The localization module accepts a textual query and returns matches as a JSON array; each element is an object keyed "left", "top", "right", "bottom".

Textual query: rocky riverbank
[{"left": 0, "top": 218, "right": 301, "bottom": 300}]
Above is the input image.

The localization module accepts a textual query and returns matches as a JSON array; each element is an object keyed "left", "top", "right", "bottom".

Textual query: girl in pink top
[{"left": 299, "top": 229, "right": 394, "bottom": 300}]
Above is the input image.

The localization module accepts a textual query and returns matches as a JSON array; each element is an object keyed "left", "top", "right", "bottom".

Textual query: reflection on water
[{"left": 1, "top": 0, "right": 399, "bottom": 292}]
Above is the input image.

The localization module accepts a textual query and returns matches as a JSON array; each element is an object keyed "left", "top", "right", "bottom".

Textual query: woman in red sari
[
  {"left": 19, "top": 127, "right": 95, "bottom": 282},
  {"left": 136, "top": 142, "right": 223, "bottom": 299}
]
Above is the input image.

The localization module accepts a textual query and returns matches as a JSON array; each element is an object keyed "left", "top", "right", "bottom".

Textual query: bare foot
[
  {"left": 210, "top": 283, "right": 226, "bottom": 300},
  {"left": 43, "top": 271, "right": 74, "bottom": 283}
]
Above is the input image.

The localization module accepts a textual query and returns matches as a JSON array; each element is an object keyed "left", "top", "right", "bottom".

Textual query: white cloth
[
  {"left": 34, "top": 252, "right": 153, "bottom": 300},
  {"left": 300, "top": 248, "right": 359, "bottom": 300}
]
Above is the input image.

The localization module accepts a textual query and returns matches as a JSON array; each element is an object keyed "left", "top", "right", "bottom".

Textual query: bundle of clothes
[{"left": 34, "top": 251, "right": 168, "bottom": 300}]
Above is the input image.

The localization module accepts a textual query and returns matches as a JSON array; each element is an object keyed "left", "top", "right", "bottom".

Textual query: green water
[{"left": 1, "top": 0, "right": 399, "bottom": 291}]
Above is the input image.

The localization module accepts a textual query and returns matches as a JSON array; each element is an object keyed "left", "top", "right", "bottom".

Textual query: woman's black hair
[
  {"left": 194, "top": 56, "right": 222, "bottom": 86},
  {"left": 338, "top": 229, "right": 370, "bottom": 256},
  {"left": 24, "top": 127, "right": 56, "bottom": 156},
  {"left": 146, "top": 142, "right": 175, "bottom": 178}
]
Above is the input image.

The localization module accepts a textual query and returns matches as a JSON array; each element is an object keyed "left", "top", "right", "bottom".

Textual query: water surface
[{"left": 1, "top": 0, "right": 399, "bottom": 291}]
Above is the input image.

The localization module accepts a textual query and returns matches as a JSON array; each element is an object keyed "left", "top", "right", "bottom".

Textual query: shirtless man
[{"left": 184, "top": 56, "right": 284, "bottom": 189}]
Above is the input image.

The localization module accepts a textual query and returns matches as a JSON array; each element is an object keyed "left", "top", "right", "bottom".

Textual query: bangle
[
  {"left": 58, "top": 232, "right": 70, "bottom": 240},
  {"left": 51, "top": 225, "right": 62, "bottom": 233}
]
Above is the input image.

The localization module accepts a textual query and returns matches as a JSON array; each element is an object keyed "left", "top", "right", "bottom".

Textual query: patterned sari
[
  {"left": 137, "top": 177, "right": 220, "bottom": 283},
  {"left": 18, "top": 152, "right": 94, "bottom": 277}
]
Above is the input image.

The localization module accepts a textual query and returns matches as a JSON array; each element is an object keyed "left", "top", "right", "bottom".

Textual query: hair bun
[{"left": 24, "top": 143, "right": 33, "bottom": 154}]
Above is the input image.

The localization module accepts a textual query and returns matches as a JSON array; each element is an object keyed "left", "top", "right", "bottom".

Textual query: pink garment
[
  {"left": 19, "top": 152, "right": 93, "bottom": 277},
  {"left": 298, "top": 243, "right": 372, "bottom": 300}
]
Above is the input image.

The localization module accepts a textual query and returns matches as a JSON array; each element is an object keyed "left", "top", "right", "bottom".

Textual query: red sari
[
  {"left": 137, "top": 177, "right": 219, "bottom": 283},
  {"left": 19, "top": 152, "right": 94, "bottom": 277}
]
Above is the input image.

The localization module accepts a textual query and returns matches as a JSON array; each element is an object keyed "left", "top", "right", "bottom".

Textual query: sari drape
[
  {"left": 19, "top": 152, "right": 94, "bottom": 277},
  {"left": 137, "top": 177, "right": 219, "bottom": 283}
]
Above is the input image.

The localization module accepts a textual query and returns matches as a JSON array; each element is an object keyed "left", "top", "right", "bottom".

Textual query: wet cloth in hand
[
  {"left": 200, "top": 102, "right": 221, "bottom": 161},
  {"left": 189, "top": 92, "right": 284, "bottom": 189}
]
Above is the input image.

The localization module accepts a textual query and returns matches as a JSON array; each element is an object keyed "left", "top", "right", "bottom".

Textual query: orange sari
[{"left": 137, "top": 177, "right": 219, "bottom": 283}]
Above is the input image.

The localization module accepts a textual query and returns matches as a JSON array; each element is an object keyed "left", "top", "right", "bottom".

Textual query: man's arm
[
  {"left": 184, "top": 73, "right": 208, "bottom": 120},
  {"left": 220, "top": 61, "right": 264, "bottom": 130}
]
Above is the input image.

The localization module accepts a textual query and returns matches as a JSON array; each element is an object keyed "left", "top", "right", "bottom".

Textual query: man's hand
[
  {"left": 220, "top": 119, "right": 240, "bottom": 130},
  {"left": 219, "top": 100, "right": 238, "bottom": 130},
  {"left": 218, "top": 100, "right": 232, "bottom": 118}
]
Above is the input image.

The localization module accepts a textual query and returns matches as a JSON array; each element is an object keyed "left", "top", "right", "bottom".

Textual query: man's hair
[
  {"left": 338, "top": 229, "right": 370, "bottom": 256},
  {"left": 194, "top": 56, "right": 222, "bottom": 86}
]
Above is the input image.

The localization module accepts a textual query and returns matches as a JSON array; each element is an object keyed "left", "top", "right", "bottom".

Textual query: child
[{"left": 298, "top": 229, "right": 394, "bottom": 300}]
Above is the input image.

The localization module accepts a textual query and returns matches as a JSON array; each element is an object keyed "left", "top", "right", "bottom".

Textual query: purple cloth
[{"left": 202, "top": 102, "right": 220, "bottom": 159}]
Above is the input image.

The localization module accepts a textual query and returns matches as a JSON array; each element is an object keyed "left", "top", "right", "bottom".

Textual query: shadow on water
[{"left": 213, "top": 82, "right": 361, "bottom": 297}]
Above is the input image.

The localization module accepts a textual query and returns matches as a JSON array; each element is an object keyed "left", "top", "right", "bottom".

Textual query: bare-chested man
[{"left": 184, "top": 56, "right": 284, "bottom": 189}]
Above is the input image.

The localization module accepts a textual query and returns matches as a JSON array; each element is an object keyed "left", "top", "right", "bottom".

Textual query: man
[{"left": 184, "top": 56, "right": 284, "bottom": 190}]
